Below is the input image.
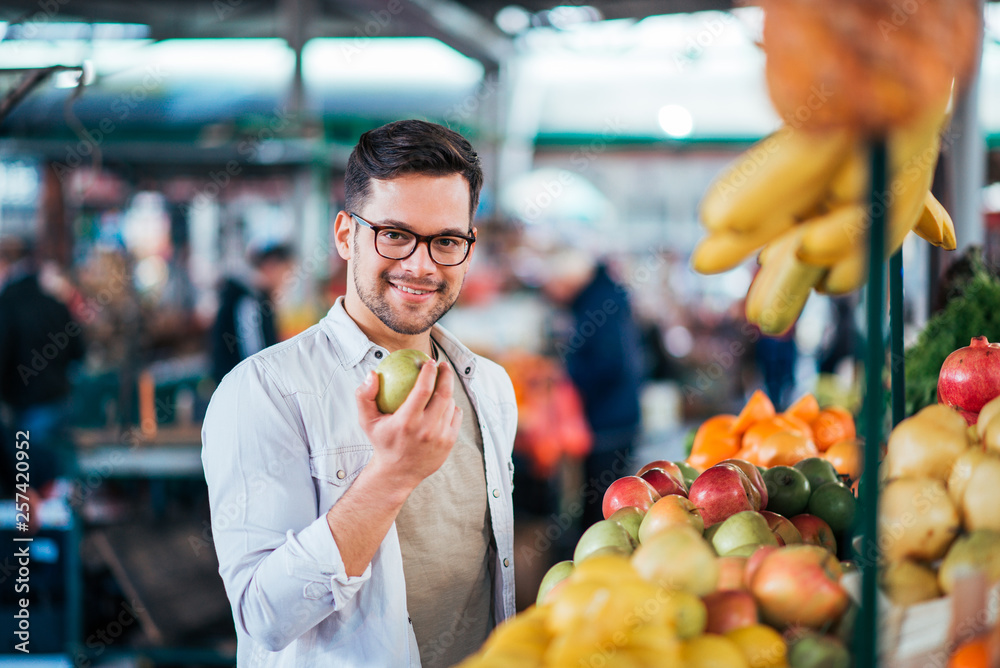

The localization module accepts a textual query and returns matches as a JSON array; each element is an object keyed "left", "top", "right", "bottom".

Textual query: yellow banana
[
  {"left": 828, "top": 142, "right": 869, "bottom": 205},
  {"left": 691, "top": 216, "right": 796, "bottom": 274},
  {"left": 747, "top": 226, "right": 825, "bottom": 334},
  {"left": 818, "top": 246, "right": 866, "bottom": 296},
  {"left": 700, "top": 125, "right": 854, "bottom": 234},
  {"left": 796, "top": 204, "right": 869, "bottom": 267},
  {"left": 913, "top": 191, "right": 957, "bottom": 250}
]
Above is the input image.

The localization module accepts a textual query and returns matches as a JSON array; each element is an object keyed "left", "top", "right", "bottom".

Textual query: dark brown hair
[{"left": 344, "top": 120, "right": 483, "bottom": 223}]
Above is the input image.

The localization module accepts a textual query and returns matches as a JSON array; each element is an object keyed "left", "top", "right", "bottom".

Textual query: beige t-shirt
[{"left": 395, "top": 340, "right": 495, "bottom": 668}]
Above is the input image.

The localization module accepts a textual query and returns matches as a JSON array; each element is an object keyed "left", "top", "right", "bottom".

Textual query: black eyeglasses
[{"left": 349, "top": 212, "right": 476, "bottom": 267}]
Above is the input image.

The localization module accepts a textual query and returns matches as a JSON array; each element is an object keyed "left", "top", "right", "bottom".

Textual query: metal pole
[
  {"left": 889, "top": 249, "right": 905, "bottom": 428},
  {"left": 855, "top": 139, "right": 887, "bottom": 668}
]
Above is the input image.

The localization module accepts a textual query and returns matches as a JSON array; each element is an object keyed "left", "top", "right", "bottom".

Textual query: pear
[
  {"left": 961, "top": 456, "right": 1000, "bottom": 532},
  {"left": 880, "top": 559, "right": 942, "bottom": 606},
  {"left": 885, "top": 411, "right": 968, "bottom": 481},
  {"left": 947, "top": 448, "right": 994, "bottom": 511},
  {"left": 375, "top": 349, "right": 432, "bottom": 413},
  {"left": 939, "top": 529, "right": 1000, "bottom": 594},
  {"left": 977, "top": 395, "right": 1000, "bottom": 442},
  {"left": 879, "top": 477, "right": 960, "bottom": 562}
]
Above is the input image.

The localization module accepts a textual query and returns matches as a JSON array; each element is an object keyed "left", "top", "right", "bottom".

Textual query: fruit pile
[
  {"left": 878, "top": 400, "right": 1000, "bottom": 613},
  {"left": 688, "top": 390, "right": 859, "bottom": 481},
  {"left": 461, "top": 455, "right": 858, "bottom": 667}
]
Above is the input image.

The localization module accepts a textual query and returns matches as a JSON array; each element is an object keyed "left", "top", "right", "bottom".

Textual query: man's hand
[{"left": 355, "top": 359, "right": 462, "bottom": 491}]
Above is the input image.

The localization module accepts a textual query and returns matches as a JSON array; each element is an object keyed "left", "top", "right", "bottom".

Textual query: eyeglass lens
[{"left": 376, "top": 229, "right": 469, "bottom": 265}]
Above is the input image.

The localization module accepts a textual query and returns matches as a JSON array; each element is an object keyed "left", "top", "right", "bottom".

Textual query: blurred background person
[
  {"left": 210, "top": 241, "right": 295, "bottom": 384},
  {"left": 0, "top": 234, "right": 85, "bottom": 500},
  {"left": 537, "top": 245, "right": 644, "bottom": 530}
]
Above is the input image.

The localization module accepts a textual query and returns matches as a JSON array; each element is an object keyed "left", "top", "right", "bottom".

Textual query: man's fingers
[
  {"left": 355, "top": 371, "right": 383, "bottom": 425},
  {"left": 397, "top": 359, "right": 439, "bottom": 416},
  {"left": 424, "top": 360, "right": 456, "bottom": 420}
]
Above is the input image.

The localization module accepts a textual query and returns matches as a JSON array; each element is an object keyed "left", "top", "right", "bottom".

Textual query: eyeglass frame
[{"left": 348, "top": 211, "right": 477, "bottom": 267}]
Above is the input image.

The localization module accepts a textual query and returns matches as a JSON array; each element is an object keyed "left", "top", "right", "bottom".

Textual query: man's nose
[{"left": 397, "top": 241, "right": 437, "bottom": 275}]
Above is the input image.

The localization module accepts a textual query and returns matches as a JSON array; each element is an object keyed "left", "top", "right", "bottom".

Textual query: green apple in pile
[{"left": 375, "top": 349, "right": 432, "bottom": 413}]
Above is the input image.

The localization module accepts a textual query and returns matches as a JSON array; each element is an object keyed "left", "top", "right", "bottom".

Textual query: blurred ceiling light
[
  {"left": 495, "top": 5, "right": 532, "bottom": 35},
  {"left": 1, "top": 22, "right": 149, "bottom": 40},
  {"left": 53, "top": 60, "right": 95, "bottom": 88},
  {"left": 496, "top": 4, "right": 602, "bottom": 34},
  {"left": 544, "top": 5, "right": 603, "bottom": 29},
  {"left": 658, "top": 104, "right": 694, "bottom": 138}
]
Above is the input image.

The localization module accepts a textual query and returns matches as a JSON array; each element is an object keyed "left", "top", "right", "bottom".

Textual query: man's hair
[{"left": 344, "top": 120, "right": 483, "bottom": 222}]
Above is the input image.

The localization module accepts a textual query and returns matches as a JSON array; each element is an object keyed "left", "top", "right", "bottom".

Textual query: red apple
[
  {"left": 790, "top": 514, "right": 838, "bottom": 554},
  {"left": 602, "top": 476, "right": 661, "bottom": 520},
  {"left": 688, "top": 463, "right": 761, "bottom": 527},
  {"left": 638, "top": 494, "right": 704, "bottom": 543},
  {"left": 640, "top": 467, "right": 689, "bottom": 498},
  {"left": 743, "top": 545, "right": 779, "bottom": 590},
  {"left": 749, "top": 544, "right": 849, "bottom": 629},
  {"left": 637, "top": 460, "right": 686, "bottom": 483},
  {"left": 762, "top": 511, "right": 803, "bottom": 546},
  {"left": 719, "top": 458, "right": 769, "bottom": 509},
  {"left": 716, "top": 556, "right": 749, "bottom": 592},
  {"left": 703, "top": 590, "right": 759, "bottom": 634}
]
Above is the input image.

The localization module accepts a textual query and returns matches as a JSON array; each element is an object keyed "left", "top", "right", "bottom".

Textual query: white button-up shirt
[{"left": 202, "top": 298, "right": 518, "bottom": 667}]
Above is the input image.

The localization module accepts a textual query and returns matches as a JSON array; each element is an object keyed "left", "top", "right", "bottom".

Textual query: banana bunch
[{"left": 692, "top": 103, "right": 956, "bottom": 337}]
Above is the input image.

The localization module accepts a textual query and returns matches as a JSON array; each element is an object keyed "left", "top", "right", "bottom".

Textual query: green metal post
[
  {"left": 889, "top": 250, "right": 905, "bottom": 428},
  {"left": 855, "top": 140, "right": 887, "bottom": 668}
]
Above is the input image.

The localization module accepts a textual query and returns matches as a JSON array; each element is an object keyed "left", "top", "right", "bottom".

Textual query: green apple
[
  {"left": 938, "top": 529, "right": 1000, "bottom": 594},
  {"left": 711, "top": 510, "right": 779, "bottom": 557},
  {"left": 787, "top": 632, "right": 850, "bottom": 668},
  {"left": 536, "top": 560, "right": 574, "bottom": 605},
  {"left": 375, "top": 349, "right": 432, "bottom": 413},
  {"left": 807, "top": 481, "right": 856, "bottom": 534},
  {"left": 763, "top": 466, "right": 812, "bottom": 517},
  {"left": 672, "top": 461, "right": 699, "bottom": 489},
  {"left": 573, "top": 519, "right": 635, "bottom": 562},
  {"left": 609, "top": 506, "right": 645, "bottom": 545},
  {"left": 793, "top": 457, "right": 840, "bottom": 491}
]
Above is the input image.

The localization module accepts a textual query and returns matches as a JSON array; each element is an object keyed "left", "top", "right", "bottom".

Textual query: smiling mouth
[{"left": 390, "top": 281, "right": 437, "bottom": 296}]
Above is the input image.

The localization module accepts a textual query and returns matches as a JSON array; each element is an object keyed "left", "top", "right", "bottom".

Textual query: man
[
  {"left": 538, "top": 247, "right": 644, "bottom": 529},
  {"left": 210, "top": 242, "right": 295, "bottom": 384},
  {"left": 0, "top": 236, "right": 85, "bottom": 498},
  {"left": 202, "top": 120, "right": 517, "bottom": 667}
]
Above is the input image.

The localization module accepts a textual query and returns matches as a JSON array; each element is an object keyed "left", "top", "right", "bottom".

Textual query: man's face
[{"left": 336, "top": 173, "right": 475, "bottom": 337}]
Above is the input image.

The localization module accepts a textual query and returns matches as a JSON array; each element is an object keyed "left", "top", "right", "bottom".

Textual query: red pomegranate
[{"left": 937, "top": 337, "right": 1000, "bottom": 425}]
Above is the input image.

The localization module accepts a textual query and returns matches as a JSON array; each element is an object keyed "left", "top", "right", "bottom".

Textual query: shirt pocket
[{"left": 309, "top": 446, "right": 372, "bottom": 488}]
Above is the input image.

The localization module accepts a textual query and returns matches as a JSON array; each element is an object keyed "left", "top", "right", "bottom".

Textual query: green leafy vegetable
[{"left": 905, "top": 250, "right": 1000, "bottom": 415}]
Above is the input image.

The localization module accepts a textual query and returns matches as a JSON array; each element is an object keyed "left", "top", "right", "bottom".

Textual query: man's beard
[{"left": 353, "top": 242, "right": 462, "bottom": 335}]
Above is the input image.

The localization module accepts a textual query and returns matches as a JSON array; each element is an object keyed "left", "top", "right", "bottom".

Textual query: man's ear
[
  {"left": 333, "top": 211, "right": 352, "bottom": 261},
  {"left": 466, "top": 226, "right": 478, "bottom": 264}
]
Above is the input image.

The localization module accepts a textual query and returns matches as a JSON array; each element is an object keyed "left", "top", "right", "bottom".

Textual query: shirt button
[
  {"left": 492, "top": 489, "right": 499, "bottom": 498},
  {"left": 374, "top": 351, "right": 383, "bottom": 359},
  {"left": 464, "top": 367, "right": 471, "bottom": 374},
  {"left": 503, "top": 558, "right": 510, "bottom": 567},
  {"left": 337, "top": 470, "right": 346, "bottom": 480}
]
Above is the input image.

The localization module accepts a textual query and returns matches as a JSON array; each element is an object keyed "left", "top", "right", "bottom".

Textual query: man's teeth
[{"left": 396, "top": 285, "right": 430, "bottom": 295}]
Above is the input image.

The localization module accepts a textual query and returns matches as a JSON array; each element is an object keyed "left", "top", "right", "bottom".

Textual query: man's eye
[
  {"left": 435, "top": 237, "right": 462, "bottom": 248},
  {"left": 382, "top": 230, "right": 409, "bottom": 241}
]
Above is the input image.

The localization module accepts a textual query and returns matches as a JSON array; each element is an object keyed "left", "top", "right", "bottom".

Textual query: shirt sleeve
[{"left": 201, "top": 359, "right": 372, "bottom": 652}]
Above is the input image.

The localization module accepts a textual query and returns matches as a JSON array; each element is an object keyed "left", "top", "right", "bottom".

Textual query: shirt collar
[{"left": 321, "top": 296, "right": 478, "bottom": 379}]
